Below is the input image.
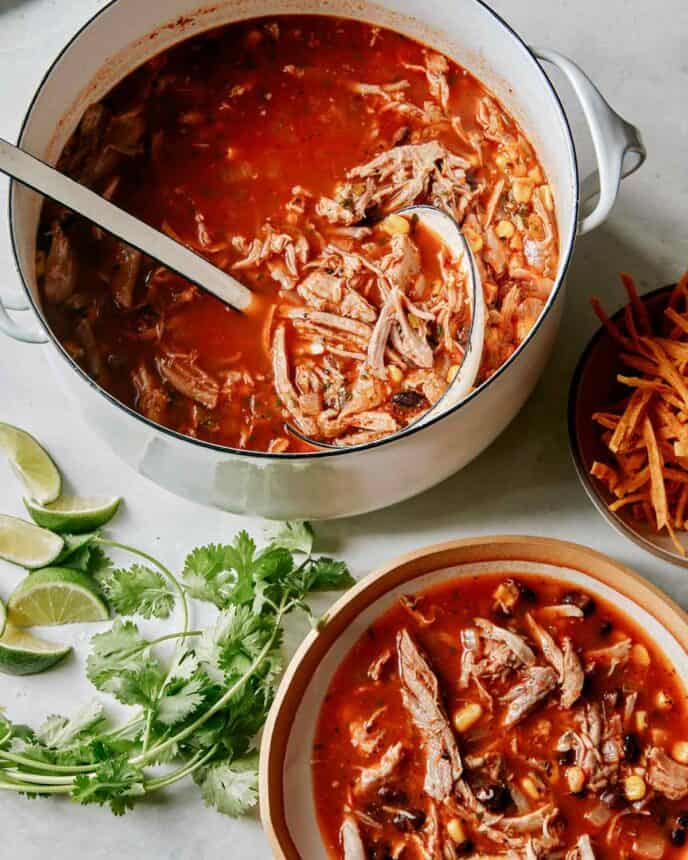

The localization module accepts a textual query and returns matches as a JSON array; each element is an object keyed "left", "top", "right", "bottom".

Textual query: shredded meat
[
  {"left": 396, "top": 629, "right": 462, "bottom": 800},
  {"left": 526, "top": 614, "right": 584, "bottom": 709},
  {"left": 157, "top": 355, "right": 219, "bottom": 409},
  {"left": 354, "top": 741, "right": 404, "bottom": 794},
  {"left": 340, "top": 814, "right": 367, "bottom": 860},
  {"left": 647, "top": 747, "right": 688, "bottom": 800},
  {"left": 110, "top": 243, "right": 142, "bottom": 309},
  {"left": 502, "top": 666, "right": 557, "bottom": 727},
  {"left": 132, "top": 363, "right": 168, "bottom": 424},
  {"left": 44, "top": 223, "right": 77, "bottom": 303}
]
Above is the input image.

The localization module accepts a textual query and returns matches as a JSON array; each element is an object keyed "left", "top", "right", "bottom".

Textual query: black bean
[
  {"left": 377, "top": 785, "right": 407, "bottom": 804},
  {"left": 678, "top": 813, "right": 688, "bottom": 828},
  {"left": 457, "top": 840, "right": 475, "bottom": 856},
  {"left": 392, "top": 809, "right": 425, "bottom": 832},
  {"left": 671, "top": 828, "right": 686, "bottom": 847},
  {"left": 558, "top": 749, "right": 575, "bottom": 766},
  {"left": 599, "top": 619, "right": 613, "bottom": 636},
  {"left": 517, "top": 583, "right": 537, "bottom": 603},
  {"left": 600, "top": 788, "right": 625, "bottom": 809},
  {"left": 562, "top": 590, "right": 596, "bottom": 616},
  {"left": 392, "top": 390, "right": 424, "bottom": 408},
  {"left": 623, "top": 733, "right": 641, "bottom": 763},
  {"left": 475, "top": 783, "right": 512, "bottom": 813}
]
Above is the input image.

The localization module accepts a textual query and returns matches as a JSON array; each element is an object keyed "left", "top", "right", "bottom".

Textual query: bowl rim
[
  {"left": 8, "top": 0, "right": 579, "bottom": 462},
  {"left": 567, "top": 283, "right": 688, "bottom": 567},
  {"left": 258, "top": 533, "right": 688, "bottom": 859}
]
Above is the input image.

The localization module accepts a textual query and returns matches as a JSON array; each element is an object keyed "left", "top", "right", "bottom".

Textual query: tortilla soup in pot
[{"left": 37, "top": 15, "right": 558, "bottom": 452}]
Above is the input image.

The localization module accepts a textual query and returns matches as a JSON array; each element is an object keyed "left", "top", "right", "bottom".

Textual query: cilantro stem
[
  {"left": 0, "top": 781, "right": 73, "bottom": 794},
  {"left": 134, "top": 597, "right": 289, "bottom": 766},
  {"left": 97, "top": 538, "right": 191, "bottom": 755},
  {"left": 0, "top": 750, "right": 96, "bottom": 775},
  {"left": 2, "top": 770, "right": 75, "bottom": 786},
  {"left": 144, "top": 743, "right": 218, "bottom": 791}
]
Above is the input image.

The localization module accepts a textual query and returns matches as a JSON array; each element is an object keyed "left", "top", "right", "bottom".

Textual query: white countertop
[{"left": 1, "top": 1, "right": 687, "bottom": 857}]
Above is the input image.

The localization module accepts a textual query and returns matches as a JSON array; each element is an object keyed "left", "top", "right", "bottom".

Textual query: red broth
[
  {"left": 38, "top": 16, "right": 558, "bottom": 452},
  {"left": 313, "top": 574, "right": 688, "bottom": 859}
]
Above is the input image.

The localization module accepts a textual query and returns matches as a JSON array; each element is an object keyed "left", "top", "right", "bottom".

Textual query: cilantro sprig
[{"left": 0, "top": 522, "right": 353, "bottom": 817}]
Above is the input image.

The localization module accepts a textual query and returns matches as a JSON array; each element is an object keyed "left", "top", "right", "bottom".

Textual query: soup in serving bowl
[
  {"left": 259, "top": 537, "right": 688, "bottom": 859},
  {"left": 6, "top": 0, "right": 643, "bottom": 518}
]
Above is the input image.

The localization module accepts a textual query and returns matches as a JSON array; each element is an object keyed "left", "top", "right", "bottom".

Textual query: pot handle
[
  {"left": 0, "top": 293, "right": 49, "bottom": 343},
  {"left": 533, "top": 48, "right": 646, "bottom": 235}
]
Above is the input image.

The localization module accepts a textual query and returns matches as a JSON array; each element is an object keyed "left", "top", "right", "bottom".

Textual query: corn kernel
[
  {"left": 464, "top": 229, "right": 483, "bottom": 253},
  {"left": 672, "top": 741, "right": 688, "bottom": 765},
  {"left": 469, "top": 153, "right": 481, "bottom": 168},
  {"left": 521, "top": 775, "right": 543, "bottom": 800},
  {"left": 494, "top": 579, "right": 520, "bottom": 611},
  {"left": 495, "top": 152, "right": 509, "bottom": 170},
  {"left": 408, "top": 313, "right": 421, "bottom": 330},
  {"left": 452, "top": 703, "right": 483, "bottom": 733},
  {"left": 656, "top": 690, "right": 674, "bottom": 711},
  {"left": 495, "top": 219, "right": 515, "bottom": 239},
  {"left": 388, "top": 365, "right": 403, "bottom": 384},
  {"left": 528, "top": 165, "right": 543, "bottom": 182},
  {"left": 447, "top": 364, "right": 460, "bottom": 384},
  {"left": 540, "top": 184, "right": 554, "bottom": 211},
  {"left": 632, "top": 644, "right": 651, "bottom": 667},
  {"left": 447, "top": 818, "right": 467, "bottom": 845},
  {"left": 512, "top": 179, "right": 533, "bottom": 204},
  {"left": 651, "top": 728, "right": 669, "bottom": 746},
  {"left": 623, "top": 774, "right": 647, "bottom": 802},
  {"left": 513, "top": 163, "right": 527, "bottom": 178},
  {"left": 310, "top": 341, "right": 325, "bottom": 356},
  {"left": 635, "top": 710, "right": 649, "bottom": 732},
  {"left": 510, "top": 233, "right": 523, "bottom": 251},
  {"left": 380, "top": 213, "right": 410, "bottom": 236},
  {"left": 351, "top": 182, "right": 367, "bottom": 196},
  {"left": 565, "top": 765, "right": 586, "bottom": 794}
]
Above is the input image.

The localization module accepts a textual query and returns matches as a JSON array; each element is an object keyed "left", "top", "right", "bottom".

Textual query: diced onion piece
[
  {"left": 584, "top": 801, "right": 612, "bottom": 828},
  {"left": 632, "top": 830, "right": 667, "bottom": 859}
]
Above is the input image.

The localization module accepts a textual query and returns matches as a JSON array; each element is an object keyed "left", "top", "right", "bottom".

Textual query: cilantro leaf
[
  {"left": 72, "top": 757, "right": 145, "bottom": 815},
  {"left": 195, "top": 753, "right": 259, "bottom": 817},
  {"left": 182, "top": 544, "right": 240, "bottom": 608},
  {"left": 36, "top": 700, "right": 105, "bottom": 749},
  {"left": 156, "top": 673, "right": 210, "bottom": 726},
  {"left": 95, "top": 564, "right": 175, "bottom": 619},
  {"left": 54, "top": 533, "right": 113, "bottom": 579},
  {"left": 266, "top": 521, "right": 314, "bottom": 555},
  {"left": 300, "top": 556, "right": 354, "bottom": 592},
  {"left": 196, "top": 606, "right": 275, "bottom": 684},
  {"left": 86, "top": 621, "right": 165, "bottom": 706}
]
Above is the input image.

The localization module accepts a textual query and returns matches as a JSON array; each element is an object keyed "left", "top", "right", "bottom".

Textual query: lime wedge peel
[
  {"left": 0, "top": 515, "right": 64, "bottom": 569},
  {"left": 0, "top": 624, "right": 71, "bottom": 675},
  {"left": 0, "top": 598, "right": 6, "bottom": 638},
  {"left": 7, "top": 567, "right": 109, "bottom": 627},
  {"left": 24, "top": 495, "right": 123, "bottom": 534},
  {"left": 0, "top": 423, "right": 61, "bottom": 505}
]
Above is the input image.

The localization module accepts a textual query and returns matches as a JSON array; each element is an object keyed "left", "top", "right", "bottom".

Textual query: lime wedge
[
  {"left": 0, "top": 624, "right": 71, "bottom": 675},
  {"left": 0, "top": 598, "right": 6, "bottom": 638},
  {"left": 0, "top": 423, "right": 61, "bottom": 504},
  {"left": 7, "top": 567, "right": 109, "bottom": 626},
  {"left": 0, "top": 514, "right": 64, "bottom": 569},
  {"left": 24, "top": 495, "right": 122, "bottom": 534}
]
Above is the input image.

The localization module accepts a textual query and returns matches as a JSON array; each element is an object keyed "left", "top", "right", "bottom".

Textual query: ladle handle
[{"left": 0, "top": 137, "right": 254, "bottom": 312}]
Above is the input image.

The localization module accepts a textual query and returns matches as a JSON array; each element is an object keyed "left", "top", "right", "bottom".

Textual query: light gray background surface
[{"left": 0, "top": 0, "right": 687, "bottom": 856}]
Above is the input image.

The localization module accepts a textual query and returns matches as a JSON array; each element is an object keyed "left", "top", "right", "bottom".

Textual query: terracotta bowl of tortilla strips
[
  {"left": 259, "top": 535, "right": 688, "bottom": 860},
  {"left": 569, "top": 281, "right": 688, "bottom": 567}
]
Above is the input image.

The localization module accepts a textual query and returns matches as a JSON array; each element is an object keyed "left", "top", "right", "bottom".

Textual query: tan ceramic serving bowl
[{"left": 259, "top": 534, "right": 688, "bottom": 859}]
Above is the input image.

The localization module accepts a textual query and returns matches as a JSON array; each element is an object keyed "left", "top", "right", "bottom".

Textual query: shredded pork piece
[
  {"left": 474, "top": 618, "right": 536, "bottom": 666},
  {"left": 354, "top": 741, "right": 404, "bottom": 794},
  {"left": 396, "top": 629, "right": 462, "bottom": 800},
  {"left": 340, "top": 814, "right": 367, "bottom": 860},
  {"left": 110, "top": 243, "right": 142, "bottom": 309},
  {"left": 44, "top": 223, "right": 77, "bottom": 303},
  {"left": 566, "top": 834, "right": 596, "bottom": 860},
  {"left": 526, "top": 614, "right": 584, "bottom": 708},
  {"left": 585, "top": 639, "right": 632, "bottom": 675},
  {"left": 502, "top": 666, "right": 557, "bottom": 727},
  {"left": 647, "top": 747, "right": 688, "bottom": 800},
  {"left": 157, "top": 355, "right": 219, "bottom": 409},
  {"left": 132, "top": 363, "right": 168, "bottom": 424}
]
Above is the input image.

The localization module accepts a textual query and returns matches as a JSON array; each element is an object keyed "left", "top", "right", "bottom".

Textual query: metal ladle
[
  {"left": 287, "top": 204, "right": 487, "bottom": 449},
  {"left": 0, "top": 138, "right": 255, "bottom": 313}
]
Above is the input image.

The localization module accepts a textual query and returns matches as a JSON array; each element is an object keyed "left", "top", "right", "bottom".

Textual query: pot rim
[
  {"left": 8, "top": 0, "right": 580, "bottom": 462},
  {"left": 258, "top": 534, "right": 688, "bottom": 858}
]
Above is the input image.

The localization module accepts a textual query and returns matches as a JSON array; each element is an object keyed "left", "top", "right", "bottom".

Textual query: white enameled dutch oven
[{"left": 1, "top": 0, "right": 645, "bottom": 520}]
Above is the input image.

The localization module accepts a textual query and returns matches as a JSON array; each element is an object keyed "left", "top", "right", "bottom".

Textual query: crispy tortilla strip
[
  {"left": 608, "top": 388, "right": 652, "bottom": 453},
  {"left": 590, "top": 461, "right": 619, "bottom": 492},
  {"left": 620, "top": 272, "right": 651, "bottom": 334},
  {"left": 642, "top": 416, "right": 668, "bottom": 530},
  {"left": 591, "top": 297, "right": 631, "bottom": 348},
  {"left": 592, "top": 412, "right": 620, "bottom": 430},
  {"left": 614, "top": 465, "right": 649, "bottom": 497},
  {"left": 641, "top": 338, "right": 688, "bottom": 410},
  {"left": 609, "top": 492, "right": 649, "bottom": 512}
]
